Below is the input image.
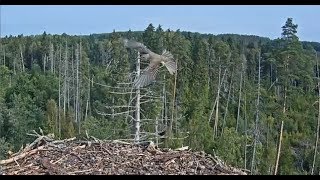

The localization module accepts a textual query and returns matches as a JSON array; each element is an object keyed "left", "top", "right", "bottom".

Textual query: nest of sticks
[{"left": 0, "top": 130, "right": 249, "bottom": 175}]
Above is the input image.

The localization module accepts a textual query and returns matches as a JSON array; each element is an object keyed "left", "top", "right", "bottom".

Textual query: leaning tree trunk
[
  {"left": 209, "top": 62, "right": 227, "bottom": 139},
  {"left": 172, "top": 58, "right": 178, "bottom": 134},
  {"left": 236, "top": 61, "right": 244, "bottom": 132},
  {"left": 274, "top": 121, "right": 284, "bottom": 175},
  {"left": 312, "top": 51, "right": 320, "bottom": 175},
  {"left": 251, "top": 51, "right": 261, "bottom": 174},
  {"left": 222, "top": 70, "right": 233, "bottom": 136},
  {"left": 244, "top": 89, "right": 248, "bottom": 170}
]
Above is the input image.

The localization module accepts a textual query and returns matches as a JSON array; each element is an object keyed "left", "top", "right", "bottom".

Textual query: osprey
[{"left": 122, "top": 38, "right": 177, "bottom": 88}]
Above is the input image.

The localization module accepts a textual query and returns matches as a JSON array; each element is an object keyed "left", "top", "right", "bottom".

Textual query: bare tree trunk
[
  {"left": 43, "top": 54, "right": 46, "bottom": 73},
  {"left": 162, "top": 74, "right": 168, "bottom": 133},
  {"left": 244, "top": 90, "right": 248, "bottom": 170},
  {"left": 210, "top": 64, "right": 221, "bottom": 138},
  {"left": 46, "top": 55, "right": 49, "bottom": 72},
  {"left": 312, "top": 51, "right": 320, "bottom": 175},
  {"left": 85, "top": 61, "right": 90, "bottom": 121},
  {"left": 221, "top": 70, "right": 233, "bottom": 136},
  {"left": 84, "top": 88, "right": 90, "bottom": 121},
  {"left": 214, "top": 65, "right": 221, "bottom": 138},
  {"left": 270, "top": 63, "right": 273, "bottom": 85},
  {"left": 111, "top": 97, "right": 115, "bottom": 120},
  {"left": 67, "top": 65, "right": 70, "bottom": 111},
  {"left": 283, "top": 86, "right": 287, "bottom": 114},
  {"left": 63, "top": 40, "right": 68, "bottom": 117},
  {"left": 283, "top": 55, "right": 289, "bottom": 114},
  {"left": 274, "top": 121, "right": 284, "bottom": 175},
  {"left": 31, "top": 49, "right": 34, "bottom": 70},
  {"left": 172, "top": 58, "right": 178, "bottom": 134},
  {"left": 168, "top": 61, "right": 178, "bottom": 137},
  {"left": 274, "top": 66, "right": 279, "bottom": 98},
  {"left": 68, "top": 46, "right": 73, "bottom": 111},
  {"left": 155, "top": 117, "right": 159, "bottom": 147},
  {"left": 236, "top": 61, "right": 244, "bottom": 132},
  {"left": 9, "top": 76, "right": 11, "bottom": 88},
  {"left": 50, "top": 43, "right": 54, "bottom": 73},
  {"left": 89, "top": 77, "right": 93, "bottom": 117},
  {"left": 251, "top": 51, "right": 261, "bottom": 174},
  {"left": 162, "top": 75, "right": 166, "bottom": 124},
  {"left": 75, "top": 44, "right": 79, "bottom": 125},
  {"left": 58, "top": 44, "right": 62, "bottom": 139},
  {"left": 3, "top": 47, "right": 5, "bottom": 66},
  {"left": 78, "top": 41, "right": 82, "bottom": 134},
  {"left": 134, "top": 51, "right": 141, "bottom": 143},
  {"left": 71, "top": 45, "right": 75, "bottom": 113},
  {"left": 209, "top": 61, "right": 227, "bottom": 139},
  {"left": 13, "top": 57, "right": 16, "bottom": 75},
  {"left": 76, "top": 42, "right": 81, "bottom": 135},
  {"left": 19, "top": 44, "right": 25, "bottom": 72},
  {"left": 74, "top": 47, "right": 77, "bottom": 122}
]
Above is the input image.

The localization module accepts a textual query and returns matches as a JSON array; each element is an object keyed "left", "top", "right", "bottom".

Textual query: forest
[{"left": 0, "top": 18, "right": 320, "bottom": 175}]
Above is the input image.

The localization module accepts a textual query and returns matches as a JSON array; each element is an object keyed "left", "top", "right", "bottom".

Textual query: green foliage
[
  {"left": 214, "top": 127, "right": 246, "bottom": 167},
  {"left": 61, "top": 111, "right": 76, "bottom": 138},
  {"left": 45, "top": 99, "right": 58, "bottom": 135},
  {"left": 82, "top": 116, "right": 129, "bottom": 140},
  {"left": 0, "top": 137, "right": 11, "bottom": 160},
  {"left": 281, "top": 18, "right": 298, "bottom": 41}
]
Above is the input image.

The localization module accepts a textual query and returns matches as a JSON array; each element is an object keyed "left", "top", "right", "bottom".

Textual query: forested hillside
[{"left": 0, "top": 18, "right": 320, "bottom": 175}]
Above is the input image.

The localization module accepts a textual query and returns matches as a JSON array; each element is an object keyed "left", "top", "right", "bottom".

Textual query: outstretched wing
[
  {"left": 133, "top": 61, "right": 160, "bottom": 89},
  {"left": 122, "top": 38, "right": 152, "bottom": 54}
]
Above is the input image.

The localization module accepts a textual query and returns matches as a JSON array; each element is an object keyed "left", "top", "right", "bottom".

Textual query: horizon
[{"left": 1, "top": 5, "right": 320, "bottom": 42}]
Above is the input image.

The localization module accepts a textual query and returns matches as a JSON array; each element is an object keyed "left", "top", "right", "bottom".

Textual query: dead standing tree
[
  {"left": 93, "top": 50, "right": 167, "bottom": 144},
  {"left": 122, "top": 38, "right": 177, "bottom": 144}
]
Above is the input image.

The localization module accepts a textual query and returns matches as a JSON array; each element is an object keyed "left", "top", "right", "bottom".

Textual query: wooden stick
[
  {"left": 175, "top": 146, "right": 189, "bottom": 151},
  {"left": 0, "top": 146, "right": 45, "bottom": 165}
]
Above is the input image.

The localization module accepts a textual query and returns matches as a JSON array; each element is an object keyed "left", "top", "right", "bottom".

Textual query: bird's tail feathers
[
  {"left": 164, "top": 60, "right": 177, "bottom": 75},
  {"left": 162, "top": 50, "right": 174, "bottom": 60},
  {"left": 162, "top": 50, "right": 176, "bottom": 75}
]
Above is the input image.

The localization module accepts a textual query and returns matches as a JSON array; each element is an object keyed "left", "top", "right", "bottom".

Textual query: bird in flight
[{"left": 122, "top": 38, "right": 177, "bottom": 89}]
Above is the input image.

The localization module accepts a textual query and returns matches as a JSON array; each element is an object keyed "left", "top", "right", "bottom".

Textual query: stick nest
[{"left": 0, "top": 131, "right": 248, "bottom": 175}]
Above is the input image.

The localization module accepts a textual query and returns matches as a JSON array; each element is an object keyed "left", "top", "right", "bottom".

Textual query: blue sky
[{"left": 1, "top": 5, "right": 320, "bottom": 42}]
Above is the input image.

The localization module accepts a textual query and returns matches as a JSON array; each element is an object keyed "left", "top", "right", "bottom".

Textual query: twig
[
  {"left": 175, "top": 146, "right": 189, "bottom": 151},
  {"left": 53, "top": 137, "right": 76, "bottom": 144},
  {"left": 70, "top": 152, "right": 83, "bottom": 161},
  {"left": 112, "top": 140, "right": 131, "bottom": 145},
  {"left": 13, "top": 158, "right": 20, "bottom": 167},
  {"left": 52, "top": 156, "right": 66, "bottom": 165},
  {"left": 195, "top": 161, "right": 199, "bottom": 175},
  {"left": 69, "top": 169, "right": 93, "bottom": 175},
  {"left": 101, "top": 147, "right": 112, "bottom": 155}
]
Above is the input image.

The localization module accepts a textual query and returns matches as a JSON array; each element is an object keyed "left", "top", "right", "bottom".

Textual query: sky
[{"left": 1, "top": 5, "right": 320, "bottom": 42}]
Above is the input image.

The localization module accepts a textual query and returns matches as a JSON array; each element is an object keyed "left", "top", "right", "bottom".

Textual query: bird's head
[{"left": 140, "top": 53, "right": 150, "bottom": 61}]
